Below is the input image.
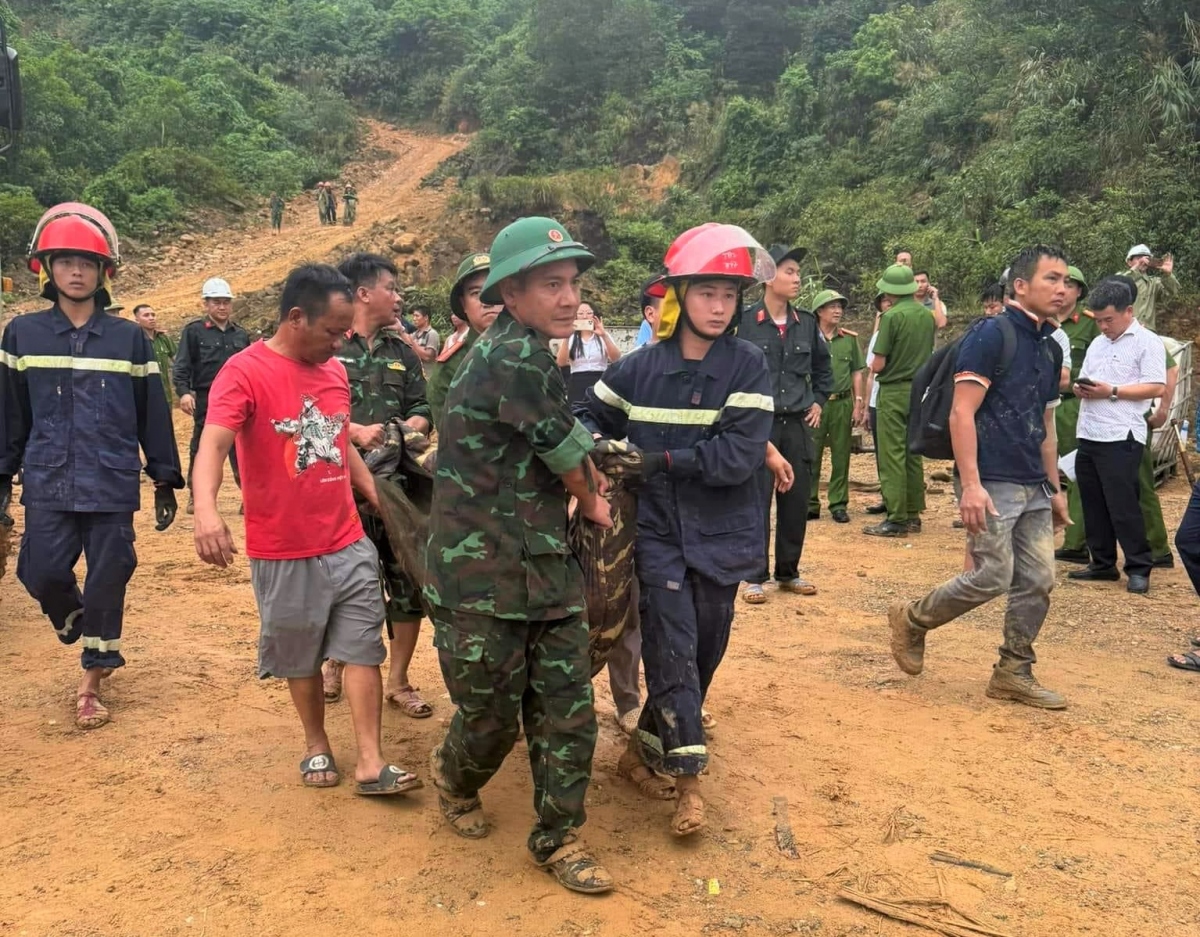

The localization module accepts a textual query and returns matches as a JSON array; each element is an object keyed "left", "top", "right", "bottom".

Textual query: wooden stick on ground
[
  {"left": 772, "top": 796, "right": 801, "bottom": 859},
  {"left": 838, "top": 888, "right": 1014, "bottom": 937},
  {"left": 930, "top": 850, "right": 1012, "bottom": 878},
  {"left": 1171, "top": 420, "right": 1196, "bottom": 485}
]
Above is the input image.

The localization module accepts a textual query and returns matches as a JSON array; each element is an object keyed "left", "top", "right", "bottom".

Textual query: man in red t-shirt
[{"left": 191, "top": 263, "right": 422, "bottom": 796}]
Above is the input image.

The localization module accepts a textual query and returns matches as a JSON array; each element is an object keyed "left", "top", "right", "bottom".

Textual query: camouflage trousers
[
  {"left": 908, "top": 480, "right": 1054, "bottom": 674},
  {"left": 359, "top": 510, "right": 424, "bottom": 634},
  {"left": 431, "top": 606, "right": 597, "bottom": 858}
]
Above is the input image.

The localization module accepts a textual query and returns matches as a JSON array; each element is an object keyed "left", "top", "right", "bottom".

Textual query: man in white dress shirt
[{"left": 1068, "top": 277, "right": 1166, "bottom": 594}]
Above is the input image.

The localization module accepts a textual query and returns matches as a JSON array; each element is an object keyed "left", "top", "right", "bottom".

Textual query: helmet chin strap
[
  {"left": 676, "top": 279, "right": 744, "bottom": 340},
  {"left": 47, "top": 255, "right": 106, "bottom": 304}
]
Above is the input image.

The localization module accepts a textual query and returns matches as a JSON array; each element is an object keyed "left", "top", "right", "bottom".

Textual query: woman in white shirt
[{"left": 556, "top": 303, "right": 621, "bottom": 403}]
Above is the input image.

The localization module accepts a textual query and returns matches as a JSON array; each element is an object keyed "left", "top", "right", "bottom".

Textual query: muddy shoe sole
[
  {"left": 888, "top": 602, "right": 925, "bottom": 676},
  {"left": 985, "top": 681, "right": 1067, "bottom": 710}
]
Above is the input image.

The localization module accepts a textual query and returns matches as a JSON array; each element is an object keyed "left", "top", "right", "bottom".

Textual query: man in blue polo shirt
[{"left": 887, "top": 245, "right": 1071, "bottom": 709}]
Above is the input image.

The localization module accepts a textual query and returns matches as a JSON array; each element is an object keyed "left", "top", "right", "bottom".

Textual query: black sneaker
[
  {"left": 831, "top": 508, "right": 850, "bottom": 524},
  {"left": 863, "top": 520, "right": 908, "bottom": 538},
  {"left": 865, "top": 502, "right": 887, "bottom": 515},
  {"left": 1054, "top": 547, "right": 1090, "bottom": 563},
  {"left": 807, "top": 509, "right": 821, "bottom": 521},
  {"left": 1151, "top": 554, "right": 1174, "bottom": 569}
]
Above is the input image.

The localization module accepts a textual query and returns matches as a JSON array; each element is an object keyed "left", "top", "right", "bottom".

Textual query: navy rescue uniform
[
  {"left": 576, "top": 334, "right": 773, "bottom": 776},
  {"left": 0, "top": 307, "right": 184, "bottom": 670},
  {"left": 173, "top": 315, "right": 250, "bottom": 488}
]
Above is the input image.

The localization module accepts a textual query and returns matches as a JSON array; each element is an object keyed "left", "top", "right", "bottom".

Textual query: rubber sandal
[
  {"left": 742, "top": 584, "right": 767, "bottom": 604},
  {"left": 322, "top": 659, "right": 344, "bottom": 702},
  {"left": 778, "top": 578, "right": 818, "bottom": 596},
  {"left": 75, "top": 691, "right": 110, "bottom": 730},
  {"left": 671, "top": 788, "right": 706, "bottom": 838},
  {"left": 616, "top": 746, "right": 675, "bottom": 800},
  {"left": 1189, "top": 636, "right": 1200, "bottom": 648},
  {"left": 355, "top": 764, "right": 424, "bottom": 796},
  {"left": 386, "top": 685, "right": 433, "bottom": 719},
  {"left": 1166, "top": 650, "right": 1200, "bottom": 673},
  {"left": 429, "top": 746, "right": 489, "bottom": 837},
  {"left": 535, "top": 840, "right": 614, "bottom": 895},
  {"left": 299, "top": 752, "right": 340, "bottom": 788}
]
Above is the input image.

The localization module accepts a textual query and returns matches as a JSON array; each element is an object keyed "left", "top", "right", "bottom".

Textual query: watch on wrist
[{"left": 1109, "top": 385, "right": 1120, "bottom": 402}]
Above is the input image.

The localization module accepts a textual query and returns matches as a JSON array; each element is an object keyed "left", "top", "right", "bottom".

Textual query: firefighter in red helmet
[
  {"left": 0, "top": 204, "right": 183, "bottom": 730},
  {"left": 574, "top": 224, "right": 777, "bottom": 840}
]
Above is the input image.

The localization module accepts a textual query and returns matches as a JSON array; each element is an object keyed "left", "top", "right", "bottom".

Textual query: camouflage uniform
[
  {"left": 424, "top": 308, "right": 598, "bottom": 859},
  {"left": 148, "top": 330, "right": 178, "bottom": 407},
  {"left": 269, "top": 194, "right": 284, "bottom": 231},
  {"left": 338, "top": 329, "right": 432, "bottom": 630}
]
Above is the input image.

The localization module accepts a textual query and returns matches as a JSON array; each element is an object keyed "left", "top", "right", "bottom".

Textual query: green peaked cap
[
  {"left": 481, "top": 216, "right": 595, "bottom": 305},
  {"left": 875, "top": 263, "right": 919, "bottom": 296},
  {"left": 812, "top": 289, "right": 847, "bottom": 311},
  {"left": 450, "top": 251, "right": 491, "bottom": 316}
]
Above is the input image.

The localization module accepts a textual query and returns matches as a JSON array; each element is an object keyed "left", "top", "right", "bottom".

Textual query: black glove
[
  {"left": 640, "top": 452, "right": 670, "bottom": 479},
  {"left": 154, "top": 485, "right": 178, "bottom": 531},
  {"left": 0, "top": 474, "right": 11, "bottom": 527}
]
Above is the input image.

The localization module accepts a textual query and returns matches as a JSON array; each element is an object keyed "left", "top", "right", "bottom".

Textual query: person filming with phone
[
  {"left": 556, "top": 302, "right": 621, "bottom": 404},
  {"left": 1121, "top": 244, "right": 1178, "bottom": 330}
]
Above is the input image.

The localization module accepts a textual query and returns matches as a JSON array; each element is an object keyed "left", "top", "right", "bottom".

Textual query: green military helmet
[
  {"left": 450, "top": 251, "right": 491, "bottom": 316},
  {"left": 480, "top": 216, "right": 595, "bottom": 305},
  {"left": 811, "top": 288, "right": 847, "bottom": 313},
  {"left": 875, "top": 263, "right": 919, "bottom": 297},
  {"left": 1066, "top": 265, "right": 1088, "bottom": 296}
]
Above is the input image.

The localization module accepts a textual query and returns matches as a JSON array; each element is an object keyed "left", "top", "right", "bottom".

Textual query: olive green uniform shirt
[
  {"left": 424, "top": 310, "right": 595, "bottom": 620},
  {"left": 873, "top": 298, "right": 936, "bottom": 383}
]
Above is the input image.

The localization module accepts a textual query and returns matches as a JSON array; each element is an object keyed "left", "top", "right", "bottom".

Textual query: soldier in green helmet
[
  {"left": 865, "top": 264, "right": 936, "bottom": 536},
  {"left": 808, "top": 290, "right": 866, "bottom": 523},
  {"left": 424, "top": 217, "right": 615, "bottom": 894},
  {"left": 425, "top": 251, "right": 502, "bottom": 426},
  {"left": 1054, "top": 266, "right": 1099, "bottom": 561}
]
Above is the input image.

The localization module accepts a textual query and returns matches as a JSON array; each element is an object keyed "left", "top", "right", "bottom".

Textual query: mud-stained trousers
[
  {"left": 431, "top": 606, "right": 598, "bottom": 859},
  {"left": 17, "top": 508, "right": 137, "bottom": 671},
  {"left": 635, "top": 571, "right": 736, "bottom": 778}
]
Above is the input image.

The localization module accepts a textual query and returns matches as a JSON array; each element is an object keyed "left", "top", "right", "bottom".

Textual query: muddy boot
[
  {"left": 985, "top": 668, "right": 1067, "bottom": 710},
  {"left": 534, "top": 836, "right": 614, "bottom": 895},
  {"left": 429, "top": 746, "right": 489, "bottom": 839},
  {"left": 888, "top": 601, "right": 926, "bottom": 675}
]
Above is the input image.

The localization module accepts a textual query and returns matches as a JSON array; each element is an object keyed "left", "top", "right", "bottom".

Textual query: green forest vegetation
[{"left": 1, "top": 0, "right": 1197, "bottom": 314}]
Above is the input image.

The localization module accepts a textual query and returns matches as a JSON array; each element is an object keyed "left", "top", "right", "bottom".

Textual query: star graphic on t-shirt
[{"left": 271, "top": 395, "right": 348, "bottom": 475}]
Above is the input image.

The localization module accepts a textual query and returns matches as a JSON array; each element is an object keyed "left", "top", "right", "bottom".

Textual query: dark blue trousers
[
  {"left": 635, "top": 570, "right": 736, "bottom": 777},
  {"left": 1176, "top": 480, "right": 1200, "bottom": 596},
  {"left": 17, "top": 509, "right": 137, "bottom": 671}
]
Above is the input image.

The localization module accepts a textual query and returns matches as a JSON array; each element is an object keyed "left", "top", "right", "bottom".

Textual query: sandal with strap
[
  {"left": 76, "top": 691, "right": 110, "bottom": 730},
  {"left": 299, "top": 752, "right": 340, "bottom": 788},
  {"left": 1167, "top": 650, "right": 1200, "bottom": 672},
  {"left": 355, "top": 764, "right": 424, "bottom": 797},
  {"left": 535, "top": 840, "right": 614, "bottom": 895},
  {"left": 671, "top": 788, "right": 706, "bottom": 838},
  {"left": 616, "top": 746, "right": 675, "bottom": 800},
  {"left": 742, "top": 584, "right": 767, "bottom": 604},
  {"left": 429, "top": 746, "right": 489, "bottom": 838},
  {"left": 385, "top": 685, "right": 433, "bottom": 719}
]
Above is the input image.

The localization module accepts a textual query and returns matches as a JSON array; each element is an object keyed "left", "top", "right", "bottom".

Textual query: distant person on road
[
  {"left": 2, "top": 204, "right": 183, "bottom": 730},
  {"left": 269, "top": 192, "right": 284, "bottom": 233},
  {"left": 193, "top": 263, "right": 423, "bottom": 797},
  {"left": 425, "top": 252, "right": 501, "bottom": 427},
  {"left": 326, "top": 183, "right": 338, "bottom": 225},
  {"left": 555, "top": 302, "right": 620, "bottom": 404},
  {"left": 1120, "top": 244, "right": 1178, "bottom": 330},
  {"left": 888, "top": 244, "right": 1069, "bottom": 710},
  {"left": 342, "top": 184, "right": 358, "bottom": 226},
  {"left": 316, "top": 184, "right": 330, "bottom": 225},
  {"left": 133, "top": 303, "right": 178, "bottom": 407},
  {"left": 173, "top": 277, "right": 251, "bottom": 514}
]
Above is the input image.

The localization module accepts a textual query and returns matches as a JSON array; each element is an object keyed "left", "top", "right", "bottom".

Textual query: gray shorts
[{"left": 250, "top": 536, "right": 387, "bottom": 679}]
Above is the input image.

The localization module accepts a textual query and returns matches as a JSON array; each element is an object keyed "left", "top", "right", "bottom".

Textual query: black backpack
[{"left": 907, "top": 316, "right": 1019, "bottom": 460}]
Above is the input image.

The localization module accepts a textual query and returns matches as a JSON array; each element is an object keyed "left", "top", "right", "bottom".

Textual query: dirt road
[
  {"left": 2, "top": 437, "right": 1198, "bottom": 936},
  {"left": 105, "top": 122, "right": 467, "bottom": 327}
]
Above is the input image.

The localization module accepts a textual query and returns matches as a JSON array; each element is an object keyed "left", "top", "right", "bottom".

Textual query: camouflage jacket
[
  {"left": 423, "top": 309, "right": 595, "bottom": 620},
  {"left": 336, "top": 328, "right": 431, "bottom": 431},
  {"left": 426, "top": 328, "right": 476, "bottom": 428}
]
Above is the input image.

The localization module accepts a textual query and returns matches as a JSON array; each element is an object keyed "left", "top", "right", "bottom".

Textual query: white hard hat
[
  {"left": 1126, "top": 244, "right": 1151, "bottom": 260},
  {"left": 201, "top": 277, "right": 234, "bottom": 299}
]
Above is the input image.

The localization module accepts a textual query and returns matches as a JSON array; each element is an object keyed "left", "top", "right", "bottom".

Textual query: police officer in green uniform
[
  {"left": 865, "top": 264, "right": 936, "bottom": 537},
  {"left": 809, "top": 290, "right": 866, "bottom": 523},
  {"left": 425, "top": 252, "right": 501, "bottom": 426},
  {"left": 1055, "top": 266, "right": 1099, "bottom": 561},
  {"left": 424, "top": 217, "right": 614, "bottom": 894},
  {"left": 323, "top": 253, "right": 434, "bottom": 716}
]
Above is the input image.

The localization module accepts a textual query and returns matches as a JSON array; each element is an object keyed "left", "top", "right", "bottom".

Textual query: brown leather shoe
[
  {"left": 985, "top": 669, "right": 1067, "bottom": 710},
  {"left": 888, "top": 602, "right": 925, "bottom": 675}
]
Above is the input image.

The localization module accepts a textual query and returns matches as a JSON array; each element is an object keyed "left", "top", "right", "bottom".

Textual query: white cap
[
  {"left": 201, "top": 277, "right": 234, "bottom": 299},
  {"left": 1126, "top": 244, "right": 1151, "bottom": 260}
]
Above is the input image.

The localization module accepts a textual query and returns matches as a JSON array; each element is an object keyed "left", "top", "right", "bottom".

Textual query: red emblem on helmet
[{"left": 548, "top": 229, "right": 564, "bottom": 243}]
